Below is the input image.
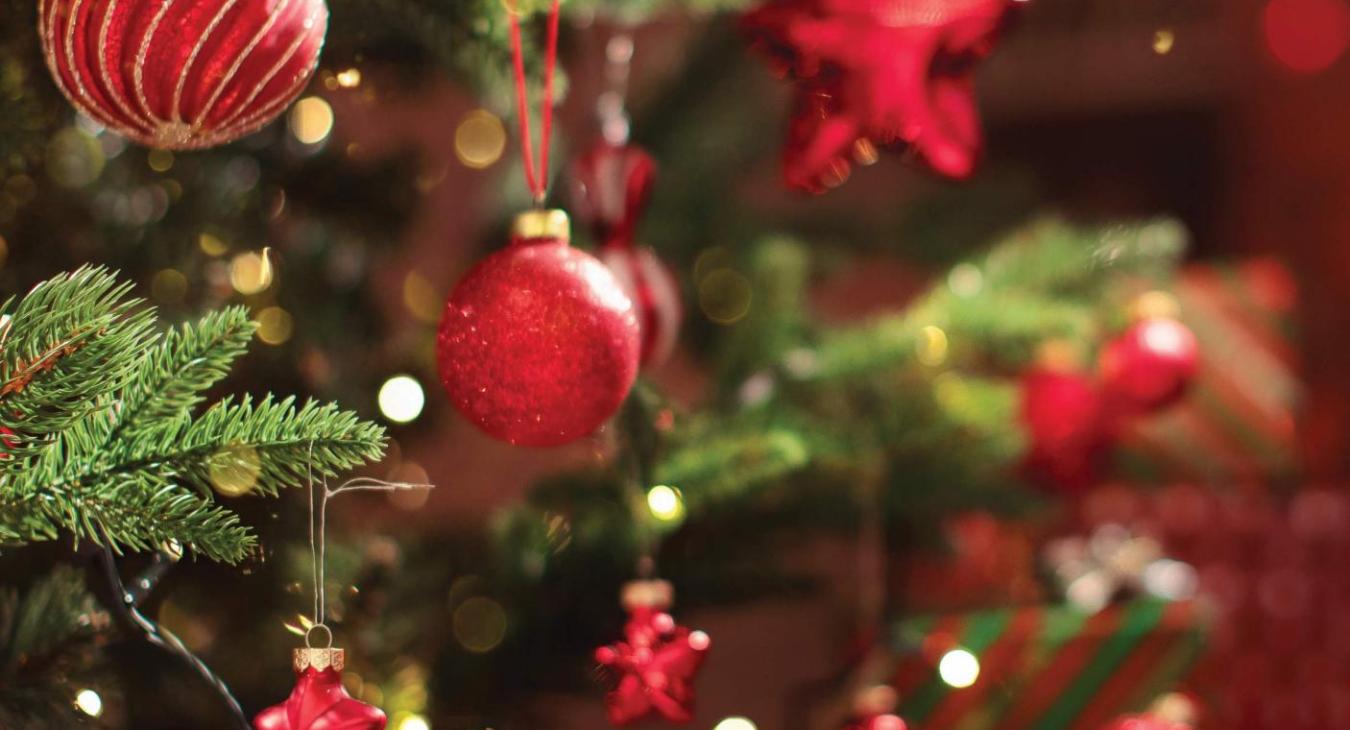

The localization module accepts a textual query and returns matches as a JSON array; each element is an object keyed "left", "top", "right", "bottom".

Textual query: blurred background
[{"left": 4, "top": 0, "right": 1350, "bottom": 728}]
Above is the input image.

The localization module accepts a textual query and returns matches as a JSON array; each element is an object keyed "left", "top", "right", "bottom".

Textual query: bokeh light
[
  {"left": 714, "top": 718, "right": 757, "bottom": 730},
  {"left": 208, "top": 443, "right": 262, "bottom": 497},
  {"left": 938, "top": 648, "right": 980, "bottom": 688},
  {"left": 646, "top": 485, "right": 686, "bottom": 522},
  {"left": 230, "top": 250, "right": 273, "bottom": 295},
  {"left": 255, "top": 306, "right": 294, "bottom": 346},
  {"left": 74, "top": 689, "right": 103, "bottom": 717},
  {"left": 396, "top": 715, "right": 430, "bottom": 730},
  {"left": 453, "top": 596, "right": 507, "bottom": 653},
  {"left": 46, "top": 127, "right": 105, "bottom": 188},
  {"left": 917, "top": 325, "right": 949, "bottom": 367},
  {"left": 336, "top": 68, "right": 363, "bottom": 88},
  {"left": 1263, "top": 0, "right": 1350, "bottom": 73},
  {"left": 290, "top": 96, "right": 335, "bottom": 145},
  {"left": 388, "top": 462, "right": 431, "bottom": 510},
  {"left": 151, "top": 268, "right": 187, "bottom": 305},
  {"left": 947, "top": 263, "right": 983, "bottom": 297},
  {"left": 378, "top": 375, "right": 425, "bottom": 424},
  {"left": 454, "top": 109, "right": 507, "bottom": 169},
  {"left": 698, "top": 268, "right": 753, "bottom": 324},
  {"left": 198, "top": 232, "right": 228, "bottom": 257},
  {"left": 1153, "top": 28, "right": 1175, "bottom": 55},
  {"left": 402, "top": 272, "right": 443, "bottom": 324},
  {"left": 147, "top": 148, "right": 174, "bottom": 172}
]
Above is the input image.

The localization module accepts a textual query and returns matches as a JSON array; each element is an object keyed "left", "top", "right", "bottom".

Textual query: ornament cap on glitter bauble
[
  {"left": 40, "top": 0, "right": 329, "bottom": 150},
  {"left": 254, "top": 647, "right": 387, "bottom": 730},
  {"left": 436, "top": 210, "right": 641, "bottom": 447}
]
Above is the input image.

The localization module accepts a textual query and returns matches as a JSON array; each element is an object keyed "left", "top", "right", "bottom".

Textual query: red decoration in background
[
  {"left": 435, "top": 213, "right": 640, "bottom": 447},
  {"left": 844, "top": 713, "right": 908, "bottom": 730},
  {"left": 842, "top": 686, "right": 908, "bottom": 730},
  {"left": 254, "top": 650, "right": 386, "bottom": 730},
  {"left": 596, "top": 580, "right": 710, "bottom": 725},
  {"left": 574, "top": 142, "right": 683, "bottom": 366},
  {"left": 1100, "top": 718, "right": 1186, "bottom": 730},
  {"left": 743, "top": 0, "right": 1015, "bottom": 191},
  {"left": 1099, "top": 318, "right": 1199, "bottom": 415},
  {"left": 40, "top": 0, "right": 328, "bottom": 150},
  {"left": 1020, "top": 368, "right": 1112, "bottom": 492},
  {"left": 1262, "top": 0, "right": 1350, "bottom": 74}
]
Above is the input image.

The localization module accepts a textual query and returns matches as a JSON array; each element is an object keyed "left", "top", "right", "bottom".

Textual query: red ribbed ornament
[
  {"left": 39, "top": 0, "right": 328, "bottom": 150},
  {"left": 436, "top": 210, "right": 640, "bottom": 447},
  {"left": 254, "top": 648, "right": 386, "bottom": 730}
]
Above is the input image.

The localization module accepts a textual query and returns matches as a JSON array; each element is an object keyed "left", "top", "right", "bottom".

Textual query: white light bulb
[{"left": 378, "top": 375, "right": 425, "bottom": 424}]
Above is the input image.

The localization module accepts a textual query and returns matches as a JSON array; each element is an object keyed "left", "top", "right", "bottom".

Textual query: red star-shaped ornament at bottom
[
  {"left": 596, "top": 579, "right": 710, "bottom": 725},
  {"left": 254, "top": 648, "right": 387, "bottom": 730},
  {"left": 743, "top": 0, "right": 1016, "bottom": 191}
]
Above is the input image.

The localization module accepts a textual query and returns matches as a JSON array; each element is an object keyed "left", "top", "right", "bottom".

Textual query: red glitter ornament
[
  {"left": 743, "top": 0, "right": 1014, "bottom": 191},
  {"left": 254, "top": 648, "right": 386, "bottom": 730},
  {"left": 1020, "top": 367, "right": 1113, "bottom": 492},
  {"left": 596, "top": 579, "right": 710, "bottom": 726},
  {"left": 1098, "top": 318, "right": 1199, "bottom": 414},
  {"left": 436, "top": 210, "right": 640, "bottom": 447},
  {"left": 573, "top": 142, "right": 682, "bottom": 366},
  {"left": 39, "top": 0, "right": 328, "bottom": 150}
]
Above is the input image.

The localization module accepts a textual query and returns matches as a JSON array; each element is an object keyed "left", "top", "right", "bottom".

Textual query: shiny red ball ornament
[
  {"left": 596, "top": 580, "right": 710, "bottom": 726},
  {"left": 1098, "top": 317, "right": 1199, "bottom": 414},
  {"left": 437, "top": 210, "right": 640, "bottom": 447},
  {"left": 1020, "top": 368, "right": 1113, "bottom": 492},
  {"left": 254, "top": 648, "right": 386, "bottom": 730},
  {"left": 743, "top": 0, "right": 1015, "bottom": 191},
  {"left": 40, "top": 0, "right": 328, "bottom": 150},
  {"left": 573, "top": 142, "right": 682, "bottom": 367}
]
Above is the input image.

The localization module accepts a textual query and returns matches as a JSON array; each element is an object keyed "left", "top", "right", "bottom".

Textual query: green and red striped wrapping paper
[
  {"left": 1117, "top": 257, "right": 1300, "bottom": 482},
  {"left": 889, "top": 598, "right": 1207, "bottom": 730}
]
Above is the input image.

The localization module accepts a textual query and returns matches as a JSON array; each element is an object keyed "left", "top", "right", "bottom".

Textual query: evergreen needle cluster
[{"left": 0, "top": 267, "right": 386, "bottom": 563}]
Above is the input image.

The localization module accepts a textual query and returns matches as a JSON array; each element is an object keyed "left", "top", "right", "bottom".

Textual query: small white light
[
  {"left": 938, "top": 648, "right": 980, "bottom": 688},
  {"left": 646, "top": 485, "right": 685, "bottom": 522},
  {"left": 75, "top": 688, "right": 104, "bottom": 717},
  {"left": 378, "top": 375, "right": 425, "bottom": 424},
  {"left": 714, "top": 718, "right": 757, "bottom": 730}
]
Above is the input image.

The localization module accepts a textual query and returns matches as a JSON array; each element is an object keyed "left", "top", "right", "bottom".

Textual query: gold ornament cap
[
  {"left": 512, "top": 209, "right": 570, "bottom": 243},
  {"left": 621, "top": 578, "right": 674, "bottom": 611},
  {"left": 293, "top": 647, "right": 345, "bottom": 673}
]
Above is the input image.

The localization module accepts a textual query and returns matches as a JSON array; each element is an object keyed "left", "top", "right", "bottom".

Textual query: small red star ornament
[
  {"left": 254, "top": 648, "right": 387, "bottom": 730},
  {"left": 743, "top": 0, "right": 1017, "bottom": 191},
  {"left": 595, "top": 579, "right": 710, "bottom": 726}
]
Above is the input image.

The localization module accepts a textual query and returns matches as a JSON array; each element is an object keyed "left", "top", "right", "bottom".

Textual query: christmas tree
[{"left": 0, "top": 0, "right": 1330, "bottom": 728}]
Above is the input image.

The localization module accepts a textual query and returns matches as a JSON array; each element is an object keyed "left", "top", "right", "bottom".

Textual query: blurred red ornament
[
  {"left": 843, "top": 714, "right": 908, "bottom": 730},
  {"left": 1262, "top": 0, "right": 1350, "bottom": 73},
  {"left": 436, "top": 210, "right": 640, "bottom": 447},
  {"left": 254, "top": 649, "right": 386, "bottom": 730},
  {"left": 743, "top": 0, "right": 1014, "bottom": 191},
  {"left": 843, "top": 686, "right": 908, "bottom": 730},
  {"left": 1098, "top": 318, "right": 1199, "bottom": 414},
  {"left": 596, "top": 580, "right": 710, "bottom": 725},
  {"left": 574, "top": 142, "right": 682, "bottom": 366},
  {"left": 1020, "top": 368, "right": 1112, "bottom": 492},
  {"left": 39, "top": 0, "right": 328, "bottom": 150}
]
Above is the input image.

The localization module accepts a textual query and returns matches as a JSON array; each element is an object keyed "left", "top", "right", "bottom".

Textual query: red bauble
[
  {"left": 596, "top": 580, "right": 710, "bottom": 726},
  {"left": 40, "top": 0, "right": 328, "bottom": 150},
  {"left": 1020, "top": 368, "right": 1113, "bottom": 492},
  {"left": 254, "top": 649, "right": 386, "bottom": 730},
  {"left": 743, "top": 0, "right": 1014, "bottom": 191},
  {"left": 573, "top": 142, "right": 682, "bottom": 367},
  {"left": 436, "top": 210, "right": 640, "bottom": 447},
  {"left": 1098, "top": 318, "right": 1199, "bottom": 414}
]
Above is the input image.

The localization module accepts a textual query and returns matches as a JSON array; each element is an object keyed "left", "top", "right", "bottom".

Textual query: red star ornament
[
  {"left": 254, "top": 648, "right": 387, "bottom": 730},
  {"left": 744, "top": 0, "right": 1016, "bottom": 191},
  {"left": 595, "top": 580, "right": 710, "bottom": 725}
]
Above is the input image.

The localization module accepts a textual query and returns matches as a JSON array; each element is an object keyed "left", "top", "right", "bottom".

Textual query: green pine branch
[{"left": 0, "top": 268, "right": 386, "bottom": 563}]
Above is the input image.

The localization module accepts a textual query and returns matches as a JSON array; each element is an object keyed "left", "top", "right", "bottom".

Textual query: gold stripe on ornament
[
  {"left": 194, "top": 0, "right": 293, "bottom": 127},
  {"left": 170, "top": 0, "right": 241, "bottom": 124},
  {"left": 133, "top": 0, "right": 178, "bottom": 130},
  {"left": 61, "top": 0, "right": 122, "bottom": 130},
  {"left": 214, "top": 12, "right": 317, "bottom": 135},
  {"left": 97, "top": 0, "right": 155, "bottom": 133}
]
